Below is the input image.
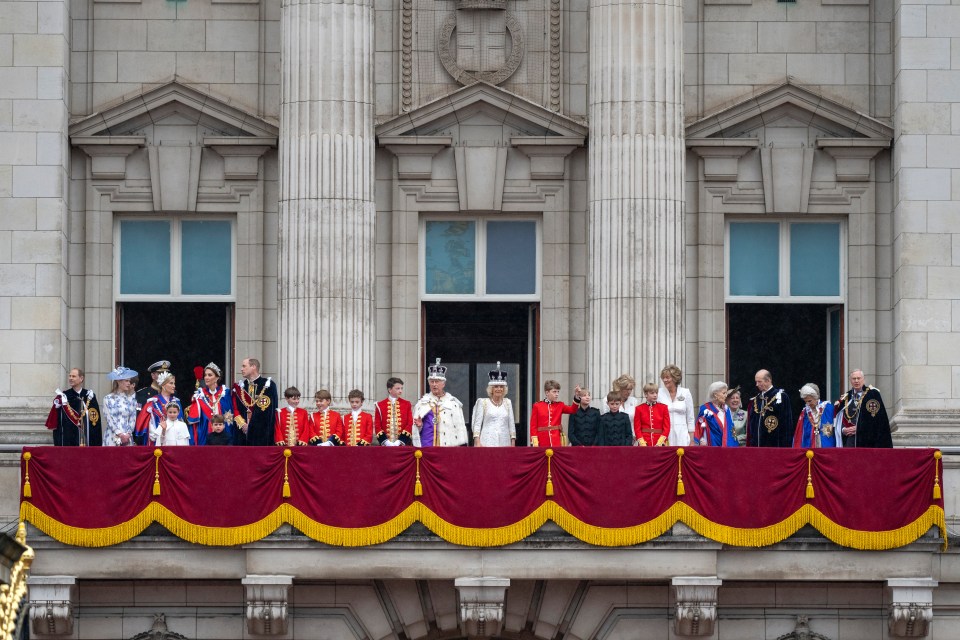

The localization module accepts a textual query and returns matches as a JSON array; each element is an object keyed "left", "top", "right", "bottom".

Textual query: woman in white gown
[
  {"left": 657, "top": 364, "right": 695, "bottom": 446},
  {"left": 472, "top": 363, "right": 516, "bottom": 447}
]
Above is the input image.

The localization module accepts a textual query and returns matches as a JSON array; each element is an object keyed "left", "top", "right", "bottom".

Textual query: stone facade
[{"left": 3, "top": 0, "right": 960, "bottom": 636}]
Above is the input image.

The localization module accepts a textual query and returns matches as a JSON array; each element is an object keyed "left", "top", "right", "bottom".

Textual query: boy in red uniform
[
  {"left": 375, "top": 377, "right": 413, "bottom": 446},
  {"left": 633, "top": 382, "right": 671, "bottom": 446},
  {"left": 343, "top": 389, "right": 373, "bottom": 446},
  {"left": 310, "top": 389, "right": 343, "bottom": 446},
  {"left": 529, "top": 380, "right": 578, "bottom": 447},
  {"left": 274, "top": 387, "right": 312, "bottom": 446}
]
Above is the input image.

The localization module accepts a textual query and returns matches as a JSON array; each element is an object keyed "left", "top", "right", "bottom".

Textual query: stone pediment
[
  {"left": 685, "top": 81, "right": 893, "bottom": 141},
  {"left": 376, "top": 82, "right": 588, "bottom": 141},
  {"left": 68, "top": 81, "right": 278, "bottom": 139}
]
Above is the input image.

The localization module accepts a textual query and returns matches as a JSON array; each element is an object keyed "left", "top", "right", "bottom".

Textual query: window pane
[
  {"left": 789, "top": 223, "right": 840, "bottom": 297},
  {"left": 120, "top": 220, "right": 170, "bottom": 295},
  {"left": 425, "top": 221, "right": 476, "bottom": 295},
  {"left": 729, "top": 222, "right": 779, "bottom": 296},
  {"left": 181, "top": 220, "right": 232, "bottom": 295},
  {"left": 486, "top": 221, "right": 537, "bottom": 295}
]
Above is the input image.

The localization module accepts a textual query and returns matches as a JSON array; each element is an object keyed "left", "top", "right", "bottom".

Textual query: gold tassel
[
  {"left": 934, "top": 450, "right": 942, "bottom": 500},
  {"left": 282, "top": 449, "right": 292, "bottom": 499},
  {"left": 545, "top": 449, "right": 554, "bottom": 496},
  {"left": 22, "top": 451, "right": 31, "bottom": 498},
  {"left": 414, "top": 450, "right": 423, "bottom": 497},
  {"left": 676, "top": 448, "right": 685, "bottom": 496},
  {"left": 805, "top": 450, "right": 815, "bottom": 499},
  {"left": 152, "top": 449, "right": 162, "bottom": 496}
]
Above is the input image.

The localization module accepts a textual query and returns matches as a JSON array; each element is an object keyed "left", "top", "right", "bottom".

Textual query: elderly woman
[
  {"left": 134, "top": 371, "right": 182, "bottom": 445},
  {"left": 658, "top": 365, "right": 694, "bottom": 446},
  {"left": 102, "top": 366, "right": 139, "bottom": 446},
  {"left": 695, "top": 381, "right": 739, "bottom": 447},
  {"left": 186, "top": 362, "right": 235, "bottom": 446},
  {"left": 472, "top": 363, "right": 516, "bottom": 447},
  {"left": 793, "top": 383, "right": 839, "bottom": 448},
  {"left": 727, "top": 387, "right": 748, "bottom": 446}
]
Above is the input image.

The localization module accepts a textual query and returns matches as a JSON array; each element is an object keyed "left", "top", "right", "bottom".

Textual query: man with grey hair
[
  {"left": 746, "top": 369, "right": 793, "bottom": 447},
  {"left": 835, "top": 369, "right": 892, "bottom": 448}
]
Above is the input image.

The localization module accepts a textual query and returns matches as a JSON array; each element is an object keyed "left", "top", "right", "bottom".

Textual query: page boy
[{"left": 274, "top": 387, "right": 311, "bottom": 447}]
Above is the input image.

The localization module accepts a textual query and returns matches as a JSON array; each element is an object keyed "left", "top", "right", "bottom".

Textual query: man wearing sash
[
  {"left": 413, "top": 359, "right": 468, "bottom": 447},
  {"left": 835, "top": 369, "right": 892, "bottom": 448},
  {"left": 45, "top": 368, "right": 102, "bottom": 446},
  {"left": 232, "top": 357, "right": 279, "bottom": 446},
  {"left": 375, "top": 377, "right": 413, "bottom": 446},
  {"left": 746, "top": 369, "right": 793, "bottom": 447}
]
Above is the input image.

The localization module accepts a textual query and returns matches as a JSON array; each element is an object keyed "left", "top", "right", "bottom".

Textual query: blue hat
[{"left": 107, "top": 366, "right": 138, "bottom": 381}]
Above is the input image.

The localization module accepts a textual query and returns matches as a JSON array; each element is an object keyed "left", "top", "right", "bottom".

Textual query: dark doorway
[
  {"left": 727, "top": 303, "right": 842, "bottom": 418},
  {"left": 118, "top": 302, "right": 233, "bottom": 407},
  {"left": 423, "top": 302, "right": 536, "bottom": 446}
]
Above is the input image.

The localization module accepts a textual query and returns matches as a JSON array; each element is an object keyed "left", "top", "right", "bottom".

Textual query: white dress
[
  {"left": 658, "top": 386, "right": 694, "bottom": 446},
  {"left": 471, "top": 398, "right": 516, "bottom": 447},
  {"left": 151, "top": 419, "right": 191, "bottom": 446}
]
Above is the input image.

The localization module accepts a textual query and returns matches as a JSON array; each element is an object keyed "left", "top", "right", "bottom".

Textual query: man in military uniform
[
  {"left": 746, "top": 369, "right": 793, "bottom": 447},
  {"left": 835, "top": 369, "right": 892, "bottom": 448},
  {"left": 135, "top": 360, "right": 170, "bottom": 407},
  {"left": 232, "top": 357, "right": 279, "bottom": 446},
  {"left": 44, "top": 368, "right": 102, "bottom": 446}
]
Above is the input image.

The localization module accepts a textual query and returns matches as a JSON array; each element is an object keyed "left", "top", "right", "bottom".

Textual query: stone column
[
  {"left": 279, "top": 0, "right": 375, "bottom": 401},
  {"left": 586, "top": 0, "right": 685, "bottom": 388}
]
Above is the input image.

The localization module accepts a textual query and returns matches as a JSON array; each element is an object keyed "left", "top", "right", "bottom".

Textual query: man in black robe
[
  {"left": 232, "top": 357, "right": 279, "bottom": 446},
  {"left": 836, "top": 369, "right": 892, "bottom": 448},
  {"left": 44, "top": 368, "right": 102, "bottom": 446},
  {"left": 746, "top": 369, "right": 793, "bottom": 447}
]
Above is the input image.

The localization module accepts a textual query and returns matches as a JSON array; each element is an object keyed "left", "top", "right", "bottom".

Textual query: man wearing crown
[
  {"left": 375, "top": 377, "right": 413, "bottom": 446},
  {"left": 835, "top": 369, "right": 892, "bottom": 448},
  {"left": 45, "top": 367, "right": 102, "bottom": 446},
  {"left": 232, "top": 357, "right": 279, "bottom": 446},
  {"left": 413, "top": 359, "right": 468, "bottom": 447}
]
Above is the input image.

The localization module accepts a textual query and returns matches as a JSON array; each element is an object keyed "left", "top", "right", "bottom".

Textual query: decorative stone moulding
[
  {"left": 672, "top": 577, "right": 721, "bottom": 637},
  {"left": 775, "top": 616, "right": 833, "bottom": 640},
  {"left": 242, "top": 575, "right": 294, "bottom": 636},
  {"left": 887, "top": 579, "right": 937, "bottom": 638},
  {"left": 455, "top": 577, "right": 510, "bottom": 638},
  {"left": 27, "top": 576, "right": 76, "bottom": 637},
  {"left": 437, "top": 13, "right": 525, "bottom": 86}
]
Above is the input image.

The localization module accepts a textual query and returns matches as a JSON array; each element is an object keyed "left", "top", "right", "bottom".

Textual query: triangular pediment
[
  {"left": 376, "top": 82, "right": 588, "bottom": 140},
  {"left": 69, "top": 81, "right": 278, "bottom": 139},
  {"left": 685, "top": 81, "right": 893, "bottom": 141}
]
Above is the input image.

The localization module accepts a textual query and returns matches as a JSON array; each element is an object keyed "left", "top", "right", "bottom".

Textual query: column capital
[
  {"left": 28, "top": 575, "right": 77, "bottom": 637},
  {"left": 671, "top": 576, "right": 721, "bottom": 637},
  {"left": 242, "top": 575, "right": 294, "bottom": 636},
  {"left": 887, "top": 578, "right": 937, "bottom": 638}
]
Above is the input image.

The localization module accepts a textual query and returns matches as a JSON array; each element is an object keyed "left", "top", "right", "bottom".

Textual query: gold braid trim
[{"left": 20, "top": 500, "right": 946, "bottom": 550}]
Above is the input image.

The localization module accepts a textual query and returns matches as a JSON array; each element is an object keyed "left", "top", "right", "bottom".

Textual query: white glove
[{"left": 319, "top": 441, "right": 334, "bottom": 447}]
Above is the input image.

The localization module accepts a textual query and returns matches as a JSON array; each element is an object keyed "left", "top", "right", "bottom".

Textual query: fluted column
[
  {"left": 586, "top": 0, "right": 685, "bottom": 387},
  {"left": 279, "top": 0, "right": 375, "bottom": 402}
]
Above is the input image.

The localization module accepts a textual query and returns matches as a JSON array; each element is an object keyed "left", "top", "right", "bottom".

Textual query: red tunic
[
  {"left": 274, "top": 407, "right": 312, "bottom": 446},
  {"left": 310, "top": 409, "right": 344, "bottom": 445},
  {"left": 374, "top": 397, "right": 414, "bottom": 445},
  {"left": 529, "top": 400, "right": 576, "bottom": 447},
  {"left": 633, "top": 402, "right": 671, "bottom": 446},
  {"left": 343, "top": 411, "right": 373, "bottom": 446}
]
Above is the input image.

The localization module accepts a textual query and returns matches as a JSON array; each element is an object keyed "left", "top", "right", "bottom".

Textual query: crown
[
  {"left": 428, "top": 358, "right": 447, "bottom": 381},
  {"left": 488, "top": 361, "right": 508, "bottom": 386}
]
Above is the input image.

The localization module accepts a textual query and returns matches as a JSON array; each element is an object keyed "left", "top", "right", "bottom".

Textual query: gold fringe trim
[
  {"left": 19, "top": 500, "right": 948, "bottom": 551},
  {"left": 21, "top": 451, "right": 31, "bottom": 499}
]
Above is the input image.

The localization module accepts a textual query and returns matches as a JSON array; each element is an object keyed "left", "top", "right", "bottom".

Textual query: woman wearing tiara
[
  {"left": 186, "top": 362, "right": 235, "bottom": 446},
  {"left": 135, "top": 371, "right": 182, "bottom": 445},
  {"left": 472, "top": 363, "right": 516, "bottom": 447}
]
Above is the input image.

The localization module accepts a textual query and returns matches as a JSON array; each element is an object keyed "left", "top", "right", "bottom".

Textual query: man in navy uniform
[
  {"left": 836, "top": 369, "right": 892, "bottom": 448},
  {"left": 135, "top": 360, "right": 170, "bottom": 407},
  {"left": 45, "top": 368, "right": 102, "bottom": 446},
  {"left": 746, "top": 369, "right": 793, "bottom": 447},
  {"left": 232, "top": 357, "right": 279, "bottom": 446}
]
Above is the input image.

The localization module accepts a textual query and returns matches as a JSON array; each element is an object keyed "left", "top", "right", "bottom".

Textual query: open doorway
[
  {"left": 423, "top": 302, "right": 537, "bottom": 445},
  {"left": 727, "top": 303, "right": 843, "bottom": 418},
  {"left": 118, "top": 302, "right": 234, "bottom": 407}
]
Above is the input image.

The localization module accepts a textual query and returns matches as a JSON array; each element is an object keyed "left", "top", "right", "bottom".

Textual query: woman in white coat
[
  {"left": 658, "top": 364, "right": 695, "bottom": 446},
  {"left": 472, "top": 363, "right": 516, "bottom": 447}
]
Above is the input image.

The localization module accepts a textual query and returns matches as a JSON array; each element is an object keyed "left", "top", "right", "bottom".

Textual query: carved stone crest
[{"left": 437, "top": 0, "right": 525, "bottom": 86}]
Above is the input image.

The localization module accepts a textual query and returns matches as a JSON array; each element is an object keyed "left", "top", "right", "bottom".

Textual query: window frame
[
  {"left": 419, "top": 215, "right": 542, "bottom": 302},
  {"left": 114, "top": 214, "right": 237, "bottom": 302},
  {"left": 724, "top": 218, "right": 845, "bottom": 304}
]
